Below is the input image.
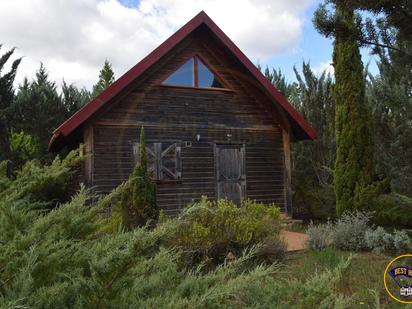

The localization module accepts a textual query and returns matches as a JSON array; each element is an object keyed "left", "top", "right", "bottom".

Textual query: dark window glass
[
  {"left": 198, "top": 58, "right": 224, "bottom": 88},
  {"left": 163, "top": 58, "right": 194, "bottom": 86}
]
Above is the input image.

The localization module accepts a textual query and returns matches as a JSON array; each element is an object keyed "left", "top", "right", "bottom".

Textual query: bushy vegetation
[
  {"left": 171, "top": 197, "right": 284, "bottom": 267},
  {"left": 306, "top": 221, "right": 333, "bottom": 251},
  {"left": 357, "top": 181, "right": 412, "bottom": 227},
  {"left": 364, "top": 227, "right": 412, "bottom": 254},
  {"left": 307, "top": 211, "right": 412, "bottom": 254},
  {"left": 0, "top": 152, "right": 366, "bottom": 308},
  {"left": 0, "top": 149, "right": 82, "bottom": 208}
]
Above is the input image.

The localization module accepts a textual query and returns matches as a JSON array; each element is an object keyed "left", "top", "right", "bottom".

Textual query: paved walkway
[{"left": 280, "top": 230, "right": 308, "bottom": 252}]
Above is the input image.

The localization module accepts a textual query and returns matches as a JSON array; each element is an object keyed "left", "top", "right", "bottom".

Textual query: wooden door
[{"left": 215, "top": 144, "right": 246, "bottom": 205}]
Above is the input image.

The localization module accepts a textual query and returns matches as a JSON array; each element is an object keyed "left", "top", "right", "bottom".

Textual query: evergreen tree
[
  {"left": 292, "top": 63, "right": 336, "bottom": 219},
  {"left": 293, "top": 62, "right": 336, "bottom": 188},
  {"left": 264, "top": 67, "right": 293, "bottom": 99},
  {"left": 263, "top": 63, "right": 336, "bottom": 219},
  {"left": 12, "top": 64, "right": 66, "bottom": 158},
  {"left": 0, "top": 45, "right": 21, "bottom": 161},
  {"left": 120, "top": 127, "right": 157, "bottom": 229},
  {"left": 314, "top": 1, "right": 374, "bottom": 215},
  {"left": 350, "top": 0, "right": 411, "bottom": 58},
  {"left": 92, "top": 60, "right": 115, "bottom": 97},
  {"left": 367, "top": 35, "right": 412, "bottom": 196},
  {"left": 61, "top": 81, "right": 91, "bottom": 116}
]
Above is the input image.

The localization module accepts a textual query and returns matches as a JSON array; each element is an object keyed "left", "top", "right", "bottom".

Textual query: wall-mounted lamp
[
  {"left": 226, "top": 133, "right": 232, "bottom": 139},
  {"left": 196, "top": 134, "right": 201, "bottom": 142}
]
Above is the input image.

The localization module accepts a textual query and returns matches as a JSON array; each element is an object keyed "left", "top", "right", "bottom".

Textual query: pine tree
[
  {"left": 120, "top": 127, "right": 157, "bottom": 229},
  {"left": 0, "top": 45, "right": 21, "bottom": 161},
  {"left": 314, "top": 2, "right": 374, "bottom": 215},
  {"left": 293, "top": 62, "right": 336, "bottom": 187},
  {"left": 350, "top": 0, "right": 412, "bottom": 58},
  {"left": 12, "top": 64, "right": 66, "bottom": 158},
  {"left": 61, "top": 81, "right": 91, "bottom": 116},
  {"left": 92, "top": 60, "right": 115, "bottom": 97},
  {"left": 367, "top": 35, "right": 412, "bottom": 196}
]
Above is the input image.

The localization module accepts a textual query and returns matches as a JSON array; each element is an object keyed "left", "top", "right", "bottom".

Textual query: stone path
[{"left": 280, "top": 230, "right": 308, "bottom": 252}]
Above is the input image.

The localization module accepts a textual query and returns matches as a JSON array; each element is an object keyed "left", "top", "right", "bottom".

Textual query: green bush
[
  {"left": 171, "top": 197, "right": 282, "bottom": 266},
  {"left": 0, "top": 148, "right": 82, "bottom": 207},
  {"left": 369, "top": 193, "right": 412, "bottom": 228},
  {"left": 120, "top": 127, "right": 158, "bottom": 230},
  {"left": 357, "top": 180, "right": 412, "bottom": 228},
  {"left": 10, "top": 129, "right": 42, "bottom": 165},
  {"left": 0, "top": 188, "right": 353, "bottom": 308},
  {"left": 292, "top": 178, "right": 336, "bottom": 221},
  {"left": 0, "top": 160, "right": 11, "bottom": 192},
  {"left": 0, "top": 150, "right": 358, "bottom": 308}
]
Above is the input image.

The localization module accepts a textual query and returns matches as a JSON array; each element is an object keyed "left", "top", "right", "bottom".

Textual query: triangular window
[
  {"left": 162, "top": 55, "right": 227, "bottom": 89},
  {"left": 163, "top": 58, "right": 194, "bottom": 87}
]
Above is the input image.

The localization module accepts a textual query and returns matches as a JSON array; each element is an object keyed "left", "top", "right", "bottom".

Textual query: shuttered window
[{"left": 133, "top": 142, "right": 182, "bottom": 181}]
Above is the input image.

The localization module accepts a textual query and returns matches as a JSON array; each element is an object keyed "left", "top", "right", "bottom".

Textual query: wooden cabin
[{"left": 49, "top": 11, "right": 316, "bottom": 216}]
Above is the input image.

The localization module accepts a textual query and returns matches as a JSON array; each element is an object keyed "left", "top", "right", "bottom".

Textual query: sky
[{"left": 0, "top": 0, "right": 378, "bottom": 91}]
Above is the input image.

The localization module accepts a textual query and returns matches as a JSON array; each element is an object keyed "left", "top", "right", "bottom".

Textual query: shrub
[
  {"left": 10, "top": 129, "right": 41, "bottom": 165},
  {"left": 332, "top": 211, "right": 372, "bottom": 251},
  {"left": 306, "top": 220, "right": 333, "bottom": 251},
  {"left": 357, "top": 180, "right": 412, "bottom": 228},
  {"left": 292, "top": 178, "right": 336, "bottom": 221},
  {"left": 370, "top": 193, "right": 412, "bottom": 228},
  {"left": 365, "top": 227, "right": 412, "bottom": 254},
  {"left": 0, "top": 149, "right": 81, "bottom": 207},
  {"left": 307, "top": 210, "right": 412, "bottom": 254},
  {"left": 392, "top": 229, "right": 412, "bottom": 253},
  {"left": 364, "top": 226, "right": 392, "bottom": 253},
  {"left": 0, "top": 160, "right": 11, "bottom": 192},
  {"left": 255, "top": 235, "right": 286, "bottom": 264},
  {"left": 0, "top": 153, "right": 355, "bottom": 308},
  {"left": 120, "top": 127, "right": 158, "bottom": 230},
  {"left": 171, "top": 197, "right": 282, "bottom": 266}
]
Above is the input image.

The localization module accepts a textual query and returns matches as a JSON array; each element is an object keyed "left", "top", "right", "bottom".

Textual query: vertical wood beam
[
  {"left": 154, "top": 142, "right": 162, "bottom": 180},
  {"left": 194, "top": 56, "right": 199, "bottom": 87},
  {"left": 83, "top": 124, "right": 94, "bottom": 187},
  {"left": 282, "top": 129, "right": 292, "bottom": 216}
]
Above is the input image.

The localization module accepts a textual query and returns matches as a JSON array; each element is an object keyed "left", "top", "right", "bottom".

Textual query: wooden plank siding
[
  {"left": 88, "top": 27, "right": 287, "bottom": 216},
  {"left": 93, "top": 126, "right": 285, "bottom": 215}
]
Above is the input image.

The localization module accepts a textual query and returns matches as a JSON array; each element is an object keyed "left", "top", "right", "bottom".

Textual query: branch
[{"left": 359, "top": 39, "right": 412, "bottom": 57}]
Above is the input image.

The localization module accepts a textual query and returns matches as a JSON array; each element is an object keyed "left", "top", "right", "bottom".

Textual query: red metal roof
[{"left": 49, "top": 11, "right": 316, "bottom": 150}]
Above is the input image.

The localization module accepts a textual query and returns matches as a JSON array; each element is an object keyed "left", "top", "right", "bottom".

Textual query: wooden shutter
[
  {"left": 133, "top": 141, "right": 181, "bottom": 181},
  {"left": 158, "top": 142, "right": 182, "bottom": 181}
]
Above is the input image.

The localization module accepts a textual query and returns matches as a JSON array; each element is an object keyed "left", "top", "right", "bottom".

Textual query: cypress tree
[
  {"left": 121, "top": 127, "right": 158, "bottom": 229},
  {"left": 0, "top": 46, "right": 21, "bottom": 161},
  {"left": 315, "top": 2, "right": 374, "bottom": 215}
]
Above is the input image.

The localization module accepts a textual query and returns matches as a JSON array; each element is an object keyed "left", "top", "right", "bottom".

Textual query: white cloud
[
  {"left": 0, "top": 0, "right": 314, "bottom": 90},
  {"left": 313, "top": 60, "right": 335, "bottom": 76}
]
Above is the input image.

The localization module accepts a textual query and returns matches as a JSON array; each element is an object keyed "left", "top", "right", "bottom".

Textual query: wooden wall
[{"left": 88, "top": 26, "right": 287, "bottom": 215}]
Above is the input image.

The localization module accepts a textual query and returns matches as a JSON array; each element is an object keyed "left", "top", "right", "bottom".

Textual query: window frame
[{"left": 160, "top": 52, "right": 232, "bottom": 91}]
